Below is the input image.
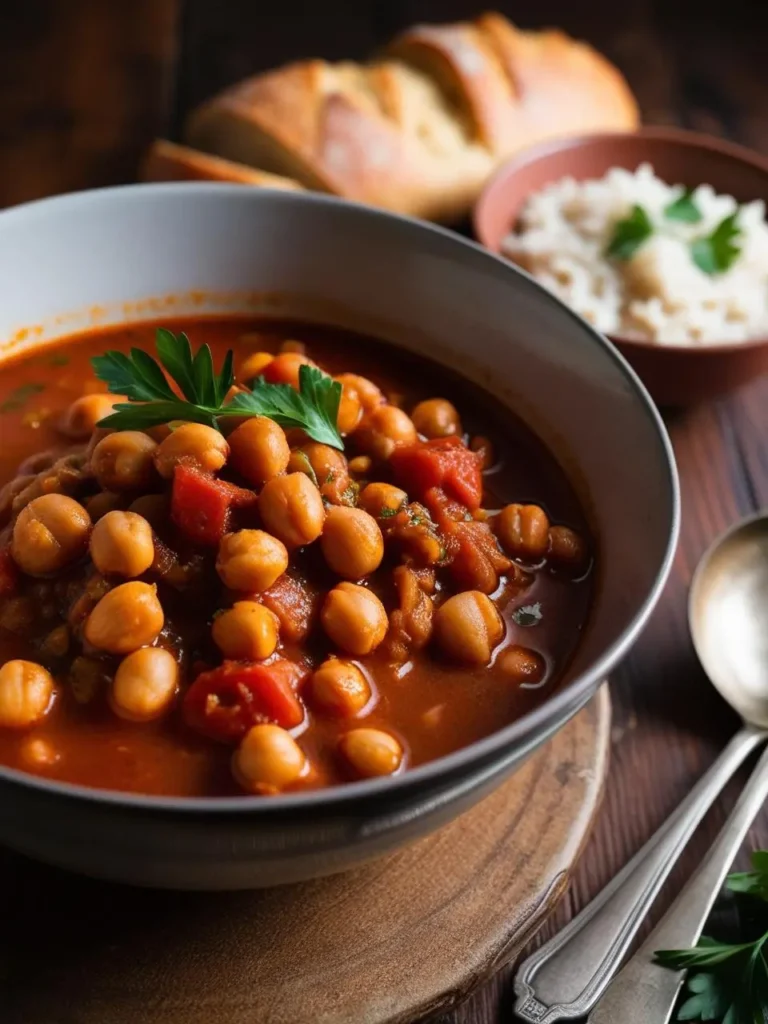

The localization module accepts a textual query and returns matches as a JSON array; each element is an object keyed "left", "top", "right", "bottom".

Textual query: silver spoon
[{"left": 515, "top": 511, "right": 768, "bottom": 1023}]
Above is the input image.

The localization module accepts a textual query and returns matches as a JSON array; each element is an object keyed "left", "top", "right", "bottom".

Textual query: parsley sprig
[
  {"left": 606, "top": 190, "right": 743, "bottom": 275},
  {"left": 92, "top": 328, "right": 343, "bottom": 449},
  {"left": 655, "top": 851, "right": 768, "bottom": 1022}
]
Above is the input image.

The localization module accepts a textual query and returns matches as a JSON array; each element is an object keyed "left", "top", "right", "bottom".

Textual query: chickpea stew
[{"left": 0, "top": 320, "right": 592, "bottom": 797}]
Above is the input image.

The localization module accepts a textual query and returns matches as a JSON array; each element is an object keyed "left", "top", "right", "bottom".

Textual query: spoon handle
[
  {"left": 587, "top": 740, "right": 768, "bottom": 1023},
  {"left": 513, "top": 724, "right": 765, "bottom": 1023}
]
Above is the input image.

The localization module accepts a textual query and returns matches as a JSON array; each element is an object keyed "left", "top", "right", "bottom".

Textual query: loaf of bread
[
  {"left": 155, "top": 12, "right": 639, "bottom": 223},
  {"left": 141, "top": 140, "right": 303, "bottom": 191}
]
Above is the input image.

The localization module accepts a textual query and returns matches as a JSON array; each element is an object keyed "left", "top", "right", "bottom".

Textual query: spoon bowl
[{"left": 689, "top": 512, "right": 768, "bottom": 730}]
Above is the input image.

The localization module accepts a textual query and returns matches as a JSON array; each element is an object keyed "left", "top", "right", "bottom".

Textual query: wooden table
[{"left": 1, "top": 2, "right": 767, "bottom": 1021}]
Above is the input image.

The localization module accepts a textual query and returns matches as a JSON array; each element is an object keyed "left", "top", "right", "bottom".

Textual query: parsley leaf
[
  {"left": 656, "top": 937, "right": 757, "bottom": 971},
  {"left": 92, "top": 328, "right": 344, "bottom": 448},
  {"left": 222, "top": 365, "right": 342, "bottom": 449},
  {"left": 665, "top": 188, "right": 704, "bottom": 224},
  {"left": 676, "top": 971, "right": 732, "bottom": 1021},
  {"left": 727, "top": 851, "right": 768, "bottom": 902},
  {"left": 606, "top": 204, "right": 654, "bottom": 260},
  {"left": 691, "top": 212, "right": 742, "bottom": 275}
]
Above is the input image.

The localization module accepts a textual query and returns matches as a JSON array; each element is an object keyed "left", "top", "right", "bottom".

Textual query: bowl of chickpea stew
[{"left": 0, "top": 186, "right": 678, "bottom": 888}]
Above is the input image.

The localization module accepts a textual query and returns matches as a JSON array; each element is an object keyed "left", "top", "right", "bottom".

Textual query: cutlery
[{"left": 515, "top": 511, "right": 768, "bottom": 1022}]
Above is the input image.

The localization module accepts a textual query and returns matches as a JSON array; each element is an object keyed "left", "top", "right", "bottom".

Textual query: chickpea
[
  {"left": 84, "top": 491, "right": 124, "bottom": 522},
  {"left": 259, "top": 473, "right": 325, "bottom": 549},
  {"left": 228, "top": 416, "right": 290, "bottom": 485},
  {"left": 60, "top": 393, "right": 125, "bottom": 440},
  {"left": 496, "top": 504, "right": 550, "bottom": 562},
  {"left": 433, "top": 591, "right": 504, "bottom": 665},
  {"left": 216, "top": 529, "right": 288, "bottom": 592},
  {"left": 234, "top": 723, "right": 306, "bottom": 793},
  {"left": 280, "top": 339, "right": 306, "bottom": 355},
  {"left": 321, "top": 506, "right": 384, "bottom": 579},
  {"left": 355, "top": 405, "right": 417, "bottom": 460},
  {"left": 359, "top": 481, "right": 408, "bottom": 518},
  {"left": 154, "top": 423, "right": 229, "bottom": 479},
  {"left": 469, "top": 435, "right": 494, "bottom": 471},
  {"left": 339, "top": 727, "right": 403, "bottom": 778},
  {"left": 548, "top": 525, "right": 589, "bottom": 573},
  {"left": 262, "top": 352, "right": 314, "bottom": 388},
  {"left": 288, "top": 442, "right": 346, "bottom": 487},
  {"left": 212, "top": 601, "right": 279, "bottom": 660},
  {"left": 321, "top": 582, "right": 388, "bottom": 655},
  {"left": 240, "top": 351, "right": 274, "bottom": 381},
  {"left": 411, "top": 398, "right": 462, "bottom": 439},
  {"left": 12, "top": 494, "right": 91, "bottom": 575},
  {"left": 0, "top": 596, "right": 34, "bottom": 633},
  {"left": 348, "top": 455, "right": 372, "bottom": 475},
  {"left": 21, "top": 736, "right": 60, "bottom": 768},
  {"left": 111, "top": 647, "right": 179, "bottom": 721},
  {"left": 84, "top": 581, "right": 164, "bottom": 654},
  {"left": 310, "top": 658, "right": 371, "bottom": 717},
  {"left": 91, "top": 431, "right": 158, "bottom": 491},
  {"left": 335, "top": 373, "right": 384, "bottom": 414},
  {"left": 127, "top": 493, "right": 170, "bottom": 533},
  {"left": 336, "top": 381, "right": 363, "bottom": 435},
  {"left": 0, "top": 660, "right": 54, "bottom": 729},
  {"left": 499, "top": 645, "right": 547, "bottom": 685},
  {"left": 89, "top": 510, "right": 155, "bottom": 577}
]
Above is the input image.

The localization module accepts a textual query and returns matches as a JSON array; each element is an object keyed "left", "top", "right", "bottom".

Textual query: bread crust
[{"left": 179, "top": 12, "right": 639, "bottom": 222}]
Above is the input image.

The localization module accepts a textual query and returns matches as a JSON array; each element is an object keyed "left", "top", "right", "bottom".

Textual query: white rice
[{"left": 501, "top": 163, "right": 768, "bottom": 345}]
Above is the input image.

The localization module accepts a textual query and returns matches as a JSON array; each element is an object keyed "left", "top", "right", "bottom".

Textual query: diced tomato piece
[
  {"left": 390, "top": 437, "right": 483, "bottom": 510},
  {"left": 426, "top": 487, "right": 513, "bottom": 593},
  {"left": 183, "top": 659, "right": 307, "bottom": 743},
  {"left": 260, "top": 574, "right": 320, "bottom": 643},
  {"left": 0, "top": 547, "right": 18, "bottom": 597},
  {"left": 171, "top": 464, "right": 256, "bottom": 546}
]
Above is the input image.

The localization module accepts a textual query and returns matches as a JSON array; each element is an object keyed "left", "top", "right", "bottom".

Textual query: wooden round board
[{"left": 1, "top": 686, "right": 610, "bottom": 1024}]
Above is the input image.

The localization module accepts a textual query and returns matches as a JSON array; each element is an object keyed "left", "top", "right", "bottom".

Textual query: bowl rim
[
  {"left": 0, "top": 182, "right": 680, "bottom": 814},
  {"left": 473, "top": 125, "right": 768, "bottom": 357}
]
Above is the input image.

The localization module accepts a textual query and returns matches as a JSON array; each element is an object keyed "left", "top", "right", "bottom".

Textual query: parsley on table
[
  {"left": 691, "top": 213, "right": 743, "bottom": 275},
  {"left": 664, "top": 188, "right": 704, "bottom": 223},
  {"left": 727, "top": 850, "right": 768, "bottom": 903},
  {"left": 92, "top": 328, "right": 344, "bottom": 449},
  {"left": 655, "top": 851, "right": 768, "bottom": 1022},
  {"left": 605, "top": 204, "right": 654, "bottom": 260}
]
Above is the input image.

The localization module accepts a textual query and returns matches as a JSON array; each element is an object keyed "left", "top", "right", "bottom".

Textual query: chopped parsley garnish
[
  {"left": 605, "top": 204, "right": 654, "bottom": 260},
  {"left": 0, "top": 382, "right": 45, "bottom": 413},
  {"left": 606, "top": 200, "right": 743, "bottom": 276},
  {"left": 690, "top": 212, "right": 743, "bottom": 275},
  {"left": 664, "top": 188, "right": 704, "bottom": 223}
]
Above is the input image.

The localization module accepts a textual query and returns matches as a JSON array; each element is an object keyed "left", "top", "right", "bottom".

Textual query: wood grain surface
[
  {"left": 0, "top": 2, "right": 767, "bottom": 1022},
  {"left": 1, "top": 691, "right": 609, "bottom": 1024}
]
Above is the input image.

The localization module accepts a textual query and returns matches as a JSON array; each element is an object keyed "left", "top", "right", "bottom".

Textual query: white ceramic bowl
[{"left": 0, "top": 185, "right": 679, "bottom": 888}]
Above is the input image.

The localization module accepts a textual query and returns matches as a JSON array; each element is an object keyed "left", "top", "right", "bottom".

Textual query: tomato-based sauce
[{"left": 0, "top": 319, "right": 592, "bottom": 796}]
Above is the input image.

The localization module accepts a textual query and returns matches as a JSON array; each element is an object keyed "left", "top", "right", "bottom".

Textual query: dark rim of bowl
[
  {"left": 474, "top": 126, "right": 768, "bottom": 357},
  {"left": 0, "top": 183, "right": 681, "bottom": 813}
]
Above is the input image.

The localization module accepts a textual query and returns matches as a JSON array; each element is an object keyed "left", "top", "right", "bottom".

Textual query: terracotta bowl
[{"left": 474, "top": 128, "right": 768, "bottom": 408}]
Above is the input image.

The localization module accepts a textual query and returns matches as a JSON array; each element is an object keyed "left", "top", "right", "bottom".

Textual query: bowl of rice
[{"left": 474, "top": 128, "right": 768, "bottom": 406}]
